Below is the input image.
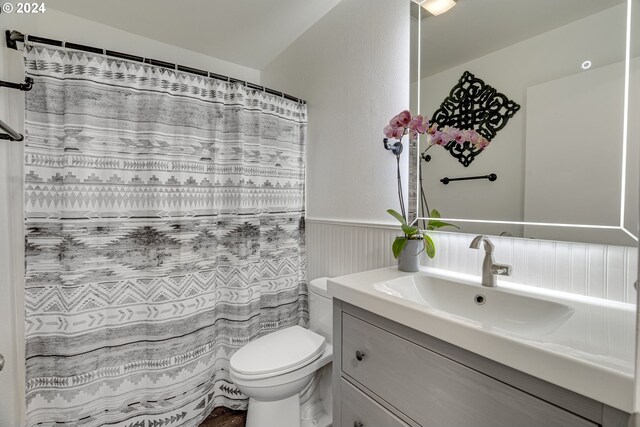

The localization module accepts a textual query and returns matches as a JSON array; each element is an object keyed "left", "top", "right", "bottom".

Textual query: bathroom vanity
[{"left": 329, "top": 268, "right": 634, "bottom": 427}]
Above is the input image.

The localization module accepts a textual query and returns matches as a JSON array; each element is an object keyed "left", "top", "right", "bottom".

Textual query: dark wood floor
[{"left": 199, "top": 407, "right": 247, "bottom": 427}]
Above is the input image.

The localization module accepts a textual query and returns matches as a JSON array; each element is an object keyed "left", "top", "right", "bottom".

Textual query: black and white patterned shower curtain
[{"left": 23, "top": 43, "right": 307, "bottom": 427}]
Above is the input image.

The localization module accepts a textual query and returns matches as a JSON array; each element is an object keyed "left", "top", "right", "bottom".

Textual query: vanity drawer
[
  {"left": 341, "top": 313, "right": 597, "bottom": 427},
  {"left": 341, "top": 378, "right": 409, "bottom": 427}
]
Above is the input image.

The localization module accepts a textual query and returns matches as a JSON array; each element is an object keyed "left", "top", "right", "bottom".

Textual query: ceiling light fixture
[
  {"left": 420, "top": 0, "right": 457, "bottom": 16},
  {"left": 581, "top": 60, "right": 592, "bottom": 70}
]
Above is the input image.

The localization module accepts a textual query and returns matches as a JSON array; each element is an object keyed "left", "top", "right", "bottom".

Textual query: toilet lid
[{"left": 230, "top": 326, "right": 327, "bottom": 376}]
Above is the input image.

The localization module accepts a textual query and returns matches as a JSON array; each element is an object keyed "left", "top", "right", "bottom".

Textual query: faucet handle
[{"left": 491, "top": 263, "right": 512, "bottom": 277}]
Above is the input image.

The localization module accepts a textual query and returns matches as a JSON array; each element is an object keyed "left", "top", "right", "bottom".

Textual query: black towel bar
[
  {"left": 441, "top": 173, "right": 497, "bottom": 185},
  {"left": 0, "top": 119, "right": 23, "bottom": 142}
]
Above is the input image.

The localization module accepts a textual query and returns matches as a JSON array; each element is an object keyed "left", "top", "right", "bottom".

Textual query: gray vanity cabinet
[
  {"left": 341, "top": 379, "right": 409, "bottom": 427},
  {"left": 332, "top": 300, "right": 630, "bottom": 427}
]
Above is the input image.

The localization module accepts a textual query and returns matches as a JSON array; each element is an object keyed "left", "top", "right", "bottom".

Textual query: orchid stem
[
  {"left": 418, "top": 158, "right": 431, "bottom": 229},
  {"left": 396, "top": 153, "right": 406, "bottom": 221}
]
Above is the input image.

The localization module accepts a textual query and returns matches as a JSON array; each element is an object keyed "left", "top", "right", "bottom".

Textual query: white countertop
[{"left": 328, "top": 266, "right": 636, "bottom": 413}]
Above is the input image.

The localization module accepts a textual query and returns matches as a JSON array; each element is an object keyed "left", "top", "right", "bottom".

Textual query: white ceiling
[
  {"left": 418, "top": 0, "right": 626, "bottom": 77},
  {"left": 45, "top": 0, "right": 343, "bottom": 69}
]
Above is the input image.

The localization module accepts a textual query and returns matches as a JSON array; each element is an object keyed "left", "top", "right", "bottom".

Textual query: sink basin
[
  {"left": 373, "top": 274, "right": 575, "bottom": 338},
  {"left": 328, "top": 266, "right": 636, "bottom": 413}
]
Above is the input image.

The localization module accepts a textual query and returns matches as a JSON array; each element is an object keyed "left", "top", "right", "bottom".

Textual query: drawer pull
[
  {"left": 354, "top": 422, "right": 364, "bottom": 427},
  {"left": 355, "top": 350, "right": 366, "bottom": 361}
]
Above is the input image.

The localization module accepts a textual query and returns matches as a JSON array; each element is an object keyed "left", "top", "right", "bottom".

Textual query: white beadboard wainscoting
[{"left": 306, "top": 219, "right": 638, "bottom": 304}]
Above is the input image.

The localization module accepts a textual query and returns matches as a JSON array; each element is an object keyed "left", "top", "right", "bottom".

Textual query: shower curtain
[{"left": 23, "top": 43, "right": 308, "bottom": 427}]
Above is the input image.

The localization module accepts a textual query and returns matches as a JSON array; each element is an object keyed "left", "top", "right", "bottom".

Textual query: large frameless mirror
[{"left": 411, "top": 0, "right": 638, "bottom": 246}]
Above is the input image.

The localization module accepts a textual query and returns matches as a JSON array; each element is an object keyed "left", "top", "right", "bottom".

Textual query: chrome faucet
[{"left": 469, "top": 235, "right": 512, "bottom": 287}]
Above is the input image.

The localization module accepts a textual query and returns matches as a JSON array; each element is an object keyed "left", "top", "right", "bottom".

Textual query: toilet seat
[
  {"left": 231, "top": 345, "right": 333, "bottom": 388},
  {"left": 230, "top": 326, "right": 327, "bottom": 380}
]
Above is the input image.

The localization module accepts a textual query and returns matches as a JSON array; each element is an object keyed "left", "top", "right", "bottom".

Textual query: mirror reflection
[{"left": 413, "top": 0, "right": 637, "bottom": 245}]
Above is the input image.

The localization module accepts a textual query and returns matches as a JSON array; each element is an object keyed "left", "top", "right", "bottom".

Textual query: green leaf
[
  {"left": 429, "top": 209, "right": 441, "bottom": 219},
  {"left": 401, "top": 224, "right": 419, "bottom": 236},
  {"left": 387, "top": 209, "right": 407, "bottom": 226},
  {"left": 392, "top": 237, "right": 408, "bottom": 259},
  {"left": 428, "top": 220, "right": 460, "bottom": 230},
  {"left": 424, "top": 234, "right": 436, "bottom": 259}
]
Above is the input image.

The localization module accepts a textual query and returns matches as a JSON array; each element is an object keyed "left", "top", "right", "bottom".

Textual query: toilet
[{"left": 230, "top": 277, "right": 333, "bottom": 427}]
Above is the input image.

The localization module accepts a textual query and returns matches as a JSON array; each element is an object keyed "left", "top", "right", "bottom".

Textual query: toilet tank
[{"left": 309, "top": 277, "right": 333, "bottom": 345}]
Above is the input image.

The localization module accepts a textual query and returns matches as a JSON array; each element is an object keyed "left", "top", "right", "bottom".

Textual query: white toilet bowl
[{"left": 230, "top": 325, "right": 333, "bottom": 427}]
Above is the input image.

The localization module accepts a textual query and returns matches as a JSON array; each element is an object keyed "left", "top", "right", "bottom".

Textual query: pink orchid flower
[
  {"left": 385, "top": 110, "right": 416, "bottom": 140},
  {"left": 442, "top": 126, "right": 458, "bottom": 144},
  {"left": 384, "top": 123, "right": 405, "bottom": 139},
  {"left": 409, "top": 129, "right": 418, "bottom": 143},
  {"left": 390, "top": 110, "right": 412, "bottom": 128},
  {"left": 450, "top": 128, "right": 465, "bottom": 144},
  {"left": 429, "top": 130, "right": 448, "bottom": 146},
  {"left": 462, "top": 130, "right": 490, "bottom": 150},
  {"left": 465, "top": 131, "right": 475, "bottom": 143},
  {"left": 397, "top": 110, "right": 412, "bottom": 126},
  {"left": 476, "top": 135, "right": 490, "bottom": 149},
  {"left": 467, "top": 130, "right": 480, "bottom": 144},
  {"left": 408, "top": 115, "right": 428, "bottom": 134},
  {"left": 384, "top": 124, "right": 396, "bottom": 139}
]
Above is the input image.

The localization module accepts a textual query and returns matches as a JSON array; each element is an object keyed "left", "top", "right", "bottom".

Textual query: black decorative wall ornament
[{"left": 431, "top": 71, "right": 520, "bottom": 167}]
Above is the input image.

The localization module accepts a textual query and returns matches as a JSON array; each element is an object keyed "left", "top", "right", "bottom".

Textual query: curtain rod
[{"left": 5, "top": 30, "right": 307, "bottom": 105}]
